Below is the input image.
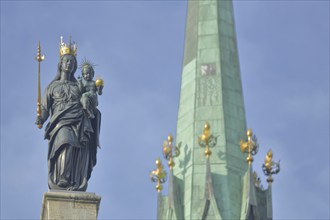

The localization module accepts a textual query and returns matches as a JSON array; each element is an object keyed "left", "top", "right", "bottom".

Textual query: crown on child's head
[
  {"left": 59, "top": 36, "right": 77, "bottom": 57},
  {"left": 79, "top": 57, "right": 96, "bottom": 69}
]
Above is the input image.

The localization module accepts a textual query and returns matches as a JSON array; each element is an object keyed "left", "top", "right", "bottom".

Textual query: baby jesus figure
[{"left": 78, "top": 60, "right": 103, "bottom": 119}]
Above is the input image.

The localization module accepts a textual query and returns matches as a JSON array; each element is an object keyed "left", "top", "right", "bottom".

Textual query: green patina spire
[
  {"left": 157, "top": 1, "right": 274, "bottom": 219},
  {"left": 175, "top": 1, "right": 247, "bottom": 218}
]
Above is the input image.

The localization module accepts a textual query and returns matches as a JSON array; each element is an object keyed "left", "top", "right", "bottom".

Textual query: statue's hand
[
  {"left": 36, "top": 116, "right": 44, "bottom": 128},
  {"left": 77, "top": 76, "right": 83, "bottom": 84},
  {"left": 97, "top": 85, "right": 103, "bottom": 95}
]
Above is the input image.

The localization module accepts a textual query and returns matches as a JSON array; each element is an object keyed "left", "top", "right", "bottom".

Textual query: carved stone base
[{"left": 41, "top": 191, "right": 101, "bottom": 220}]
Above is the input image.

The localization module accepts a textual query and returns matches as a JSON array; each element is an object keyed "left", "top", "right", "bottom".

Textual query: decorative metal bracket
[
  {"left": 198, "top": 122, "right": 217, "bottom": 159},
  {"left": 240, "top": 129, "right": 259, "bottom": 165},
  {"left": 262, "top": 149, "right": 280, "bottom": 185},
  {"left": 150, "top": 158, "right": 167, "bottom": 192},
  {"left": 162, "top": 134, "right": 181, "bottom": 170}
]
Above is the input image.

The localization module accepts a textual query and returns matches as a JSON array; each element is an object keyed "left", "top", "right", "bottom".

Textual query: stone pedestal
[{"left": 41, "top": 191, "right": 101, "bottom": 220}]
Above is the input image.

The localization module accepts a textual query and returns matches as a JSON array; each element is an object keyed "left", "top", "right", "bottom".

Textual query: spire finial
[
  {"left": 162, "top": 134, "right": 181, "bottom": 170},
  {"left": 240, "top": 128, "right": 259, "bottom": 165},
  {"left": 150, "top": 158, "right": 167, "bottom": 192},
  {"left": 262, "top": 149, "right": 280, "bottom": 186},
  {"left": 198, "top": 122, "right": 217, "bottom": 159}
]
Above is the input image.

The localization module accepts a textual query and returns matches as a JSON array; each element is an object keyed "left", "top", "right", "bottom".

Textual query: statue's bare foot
[
  {"left": 58, "top": 179, "right": 69, "bottom": 187},
  {"left": 67, "top": 185, "right": 78, "bottom": 191}
]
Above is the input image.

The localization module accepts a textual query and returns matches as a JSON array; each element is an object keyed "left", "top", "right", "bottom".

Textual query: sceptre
[{"left": 35, "top": 41, "right": 45, "bottom": 129}]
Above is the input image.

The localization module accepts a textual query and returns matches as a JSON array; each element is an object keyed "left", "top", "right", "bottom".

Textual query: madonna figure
[{"left": 36, "top": 37, "right": 101, "bottom": 191}]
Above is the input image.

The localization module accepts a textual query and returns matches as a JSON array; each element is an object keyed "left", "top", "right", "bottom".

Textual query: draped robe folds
[{"left": 42, "top": 80, "right": 100, "bottom": 191}]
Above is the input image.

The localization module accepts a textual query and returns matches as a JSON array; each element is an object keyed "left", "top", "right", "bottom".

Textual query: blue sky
[{"left": 1, "top": 1, "right": 329, "bottom": 219}]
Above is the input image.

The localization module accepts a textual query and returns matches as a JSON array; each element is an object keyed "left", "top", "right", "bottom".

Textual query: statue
[{"left": 36, "top": 37, "right": 102, "bottom": 191}]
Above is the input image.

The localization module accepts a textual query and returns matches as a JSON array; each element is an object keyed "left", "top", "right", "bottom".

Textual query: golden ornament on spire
[
  {"left": 262, "top": 149, "right": 280, "bottom": 185},
  {"left": 162, "top": 134, "right": 181, "bottom": 170},
  {"left": 59, "top": 36, "right": 77, "bottom": 57},
  {"left": 198, "top": 122, "right": 217, "bottom": 159},
  {"left": 240, "top": 128, "right": 259, "bottom": 165},
  {"left": 150, "top": 158, "right": 167, "bottom": 192}
]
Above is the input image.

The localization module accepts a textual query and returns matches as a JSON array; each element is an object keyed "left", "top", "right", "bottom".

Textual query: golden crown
[{"left": 59, "top": 36, "right": 77, "bottom": 57}]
